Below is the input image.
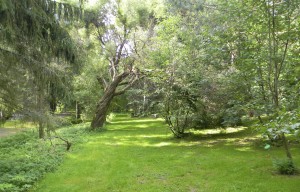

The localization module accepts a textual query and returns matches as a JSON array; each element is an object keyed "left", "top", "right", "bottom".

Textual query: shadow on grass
[
  {"left": 32, "top": 114, "right": 300, "bottom": 192},
  {"left": 94, "top": 124, "right": 263, "bottom": 151},
  {"left": 111, "top": 119, "right": 162, "bottom": 125},
  {"left": 80, "top": 114, "right": 264, "bottom": 153}
]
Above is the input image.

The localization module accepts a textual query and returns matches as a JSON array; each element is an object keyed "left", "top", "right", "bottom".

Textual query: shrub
[{"left": 273, "top": 158, "right": 297, "bottom": 175}]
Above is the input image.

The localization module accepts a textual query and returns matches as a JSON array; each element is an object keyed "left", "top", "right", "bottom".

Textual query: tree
[
  {"left": 0, "top": 0, "right": 81, "bottom": 138},
  {"left": 84, "top": 0, "right": 157, "bottom": 129},
  {"left": 146, "top": 1, "right": 246, "bottom": 136}
]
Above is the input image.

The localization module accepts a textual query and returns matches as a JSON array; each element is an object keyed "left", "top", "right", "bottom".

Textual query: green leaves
[
  {"left": 0, "top": 0, "right": 82, "bottom": 133},
  {"left": 0, "top": 123, "right": 89, "bottom": 192},
  {"left": 0, "top": 132, "right": 63, "bottom": 192},
  {"left": 263, "top": 109, "right": 300, "bottom": 143},
  {"left": 264, "top": 144, "right": 271, "bottom": 150}
]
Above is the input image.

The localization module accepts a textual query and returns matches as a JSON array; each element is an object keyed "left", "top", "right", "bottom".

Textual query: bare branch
[
  {"left": 278, "top": 39, "right": 289, "bottom": 79},
  {"left": 96, "top": 28, "right": 106, "bottom": 47},
  {"left": 47, "top": 135, "right": 72, "bottom": 151},
  {"left": 115, "top": 39, "right": 126, "bottom": 66}
]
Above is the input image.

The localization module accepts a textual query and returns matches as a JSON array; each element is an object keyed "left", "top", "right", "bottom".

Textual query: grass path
[
  {"left": 0, "top": 120, "right": 35, "bottom": 138},
  {"left": 32, "top": 115, "right": 300, "bottom": 192},
  {"left": 0, "top": 128, "right": 25, "bottom": 138}
]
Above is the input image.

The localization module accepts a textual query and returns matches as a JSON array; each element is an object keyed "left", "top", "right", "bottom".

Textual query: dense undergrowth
[{"left": 0, "top": 123, "right": 89, "bottom": 192}]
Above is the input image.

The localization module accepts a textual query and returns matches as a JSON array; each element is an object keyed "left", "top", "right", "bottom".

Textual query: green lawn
[
  {"left": 0, "top": 120, "right": 36, "bottom": 138},
  {"left": 2, "top": 120, "right": 36, "bottom": 129},
  {"left": 32, "top": 114, "right": 300, "bottom": 192}
]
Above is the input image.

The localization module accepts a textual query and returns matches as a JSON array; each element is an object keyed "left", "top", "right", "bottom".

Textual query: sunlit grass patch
[
  {"left": 190, "top": 126, "right": 248, "bottom": 134},
  {"left": 2, "top": 120, "right": 36, "bottom": 129},
  {"left": 32, "top": 114, "right": 300, "bottom": 192}
]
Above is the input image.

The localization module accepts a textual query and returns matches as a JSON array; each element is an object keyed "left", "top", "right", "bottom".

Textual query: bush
[{"left": 273, "top": 158, "right": 297, "bottom": 175}]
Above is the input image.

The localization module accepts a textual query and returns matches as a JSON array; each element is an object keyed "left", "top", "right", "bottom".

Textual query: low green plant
[
  {"left": 70, "top": 117, "right": 83, "bottom": 124},
  {"left": 0, "top": 123, "right": 89, "bottom": 192},
  {"left": 273, "top": 158, "right": 297, "bottom": 175},
  {"left": 0, "top": 132, "right": 64, "bottom": 192}
]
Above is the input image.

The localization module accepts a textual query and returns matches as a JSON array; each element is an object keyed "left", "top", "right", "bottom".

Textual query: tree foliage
[
  {"left": 0, "top": 0, "right": 82, "bottom": 137},
  {"left": 82, "top": 0, "right": 159, "bottom": 129},
  {"left": 137, "top": 0, "right": 300, "bottom": 138},
  {"left": 0, "top": 0, "right": 299, "bottom": 144}
]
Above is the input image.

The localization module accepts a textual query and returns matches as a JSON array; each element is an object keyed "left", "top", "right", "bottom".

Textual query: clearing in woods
[{"left": 32, "top": 114, "right": 300, "bottom": 192}]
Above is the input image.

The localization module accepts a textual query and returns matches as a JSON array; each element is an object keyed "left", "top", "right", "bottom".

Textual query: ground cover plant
[
  {"left": 0, "top": 123, "right": 89, "bottom": 192},
  {"left": 32, "top": 114, "right": 300, "bottom": 192}
]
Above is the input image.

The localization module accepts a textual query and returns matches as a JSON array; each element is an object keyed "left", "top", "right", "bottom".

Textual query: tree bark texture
[
  {"left": 91, "top": 72, "right": 129, "bottom": 129},
  {"left": 282, "top": 133, "right": 292, "bottom": 160},
  {"left": 90, "top": 87, "right": 115, "bottom": 129},
  {"left": 38, "top": 88, "right": 45, "bottom": 139}
]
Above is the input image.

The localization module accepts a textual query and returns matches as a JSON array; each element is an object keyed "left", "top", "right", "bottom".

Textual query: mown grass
[
  {"left": 32, "top": 114, "right": 300, "bottom": 192},
  {"left": 1, "top": 120, "right": 36, "bottom": 129}
]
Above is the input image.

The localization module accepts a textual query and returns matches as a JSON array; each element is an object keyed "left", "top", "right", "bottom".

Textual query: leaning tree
[{"left": 84, "top": 0, "right": 156, "bottom": 129}]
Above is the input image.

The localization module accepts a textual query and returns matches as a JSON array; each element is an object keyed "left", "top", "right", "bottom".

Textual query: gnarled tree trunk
[
  {"left": 91, "top": 72, "right": 131, "bottom": 129},
  {"left": 88, "top": 1, "right": 152, "bottom": 129},
  {"left": 91, "top": 85, "right": 117, "bottom": 129}
]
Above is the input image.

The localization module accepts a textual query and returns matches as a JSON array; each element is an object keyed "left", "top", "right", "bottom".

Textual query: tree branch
[
  {"left": 114, "top": 74, "right": 139, "bottom": 96},
  {"left": 278, "top": 40, "right": 289, "bottom": 79},
  {"left": 96, "top": 28, "right": 106, "bottom": 47},
  {"left": 115, "top": 39, "right": 126, "bottom": 66},
  {"left": 118, "top": 81, "right": 130, "bottom": 86},
  {"left": 97, "top": 76, "right": 109, "bottom": 90}
]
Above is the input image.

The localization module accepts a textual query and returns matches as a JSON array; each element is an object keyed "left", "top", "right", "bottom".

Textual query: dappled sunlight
[
  {"left": 235, "top": 146, "right": 254, "bottom": 152},
  {"left": 116, "top": 134, "right": 169, "bottom": 139},
  {"left": 33, "top": 115, "right": 300, "bottom": 192},
  {"left": 107, "top": 120, "right": 166, "bottom": 133},
  {"left": 235, "top": 136, "right": 261, "bottom": 146},
  {"left": 68, "top": 116, "right": 264, "bottom": 152},
  {"left": 112, "top": 118, "right": 164, "bottom": 124},
  {"left": 86, "top": 119, "right": 263, "bottom": 149},
  {"left": 190, "top": 126, "right": 248, "bottom": 135},
  {"left": 90, "top": 133, "right": 259, "bottom": 148},
  {"left": 153, "top": 142, "right": 172, "bottom": 147},
  {"left": 88, "top": 133, "right": 170, "bottom": 147},
  {"left": 133, "top": 135, "right": 168, "bottom": 138},
  {"left": 68, "top": 153, "right": 80, "bottom": 160}
]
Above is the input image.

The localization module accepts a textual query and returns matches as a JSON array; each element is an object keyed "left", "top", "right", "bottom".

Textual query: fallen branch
[{"left": 47, "top": 135, "right": 72, "bottom": 151}]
